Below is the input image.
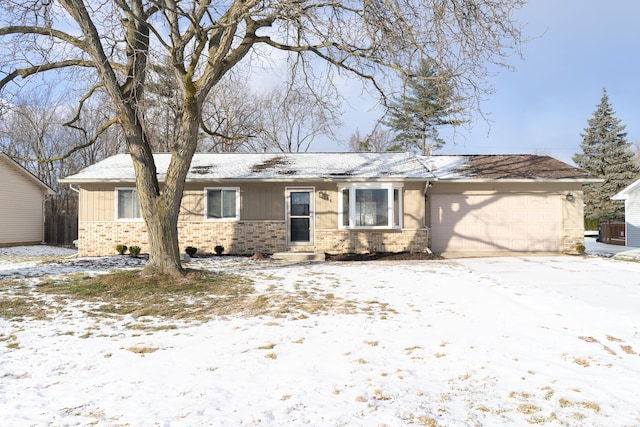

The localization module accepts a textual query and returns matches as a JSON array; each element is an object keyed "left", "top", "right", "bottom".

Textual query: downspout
[
  {"left": 69, "top": 184, "right": 80, "bottom": 250},
  {"left": 423, "top": 181, "right": 430, "bottom": 227},
  {"left": 42, "top": 192, "right": 51, "bottom": 245},
  {"left": 423, "top": 181, "right": 433, "bottom": 254}
]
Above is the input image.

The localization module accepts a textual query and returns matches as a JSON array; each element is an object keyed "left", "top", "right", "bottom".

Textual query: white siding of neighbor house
[
  {"left": 0, "top": 158, "right": 46, "bottom": 245},
  {"left": 625, "top": 193, "right": 640, "bottom": 247}
]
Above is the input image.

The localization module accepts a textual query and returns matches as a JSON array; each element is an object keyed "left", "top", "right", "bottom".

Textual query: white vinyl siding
[{"left": 625, "top": 193, "right": 640, "bottom": 246}]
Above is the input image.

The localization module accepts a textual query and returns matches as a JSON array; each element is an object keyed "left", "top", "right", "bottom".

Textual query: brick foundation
[
  {"left": 77, "top": 221, "right": 429, "bottom": 256},
  {"left": 79, "top": 220, "right": 581, "bottom": 257},
  {"left": 315, "top": 229, "right": 428, "bottom": 254}
]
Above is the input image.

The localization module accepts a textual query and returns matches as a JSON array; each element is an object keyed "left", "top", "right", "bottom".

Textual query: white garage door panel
[{"left": 431, "top": 194, "right": 561, "bottom": 252}]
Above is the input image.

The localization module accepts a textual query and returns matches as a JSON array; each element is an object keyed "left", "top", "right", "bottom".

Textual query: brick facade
[
  {"left": 77, "top": 220, "right": 429, "bottom": 256},
  {"left": 79, "top": 222, "right": 148, "bottom": 257},
  {"left": 177, "top": 221, "right": 288, "bottom": 255},
  {"left": 561, "top": 228, "right": 586, "bottom": 254}
]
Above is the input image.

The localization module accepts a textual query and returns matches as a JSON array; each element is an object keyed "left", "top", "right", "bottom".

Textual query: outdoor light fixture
[{"left": 566, "top": 193, "right": 575, "bottom": 202}]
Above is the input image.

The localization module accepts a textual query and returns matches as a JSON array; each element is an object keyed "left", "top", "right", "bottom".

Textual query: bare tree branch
[
  {"left": 0, "top": 60, "right": 96, "bottom": 90},
  {"left": 0, "top": 25, "right": 85, "bottom": 49}
]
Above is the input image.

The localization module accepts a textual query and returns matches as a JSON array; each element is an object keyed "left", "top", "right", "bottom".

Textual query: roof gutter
[
  {"left": 59, "top": 177, "right": 435, "bottom": 184},
  {"left": 435, "top": 178, "right": 603, "bottom": 184}
]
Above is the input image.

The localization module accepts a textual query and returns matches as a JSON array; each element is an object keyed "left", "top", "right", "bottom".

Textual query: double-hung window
[
  {"left": 116, "top": 188, "right": 142, "bottom": 220},
  {"left": 338, "top": 183, "right": 402, "bottom": 229},
  {"left": 205, "top": 188, "right": 240, "bottom": 220}
]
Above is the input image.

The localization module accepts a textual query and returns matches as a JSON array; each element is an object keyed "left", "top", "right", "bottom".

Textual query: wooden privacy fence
[
  {"left": 45, "top": 214, "right": 78, "bottom": 247},
  {"left": 599, "top": 222, "right": 625, "bottom": 246}
]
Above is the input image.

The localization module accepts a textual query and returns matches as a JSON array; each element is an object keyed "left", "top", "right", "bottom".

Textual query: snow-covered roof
[
  {"left": 61, "top": 152, "right": 436, "bottom": 183},
  {"left": 430, "top": 154, "right": 600, "bottom": 182},
  {"left": 60, "top": 152, "right": 597, "bottom": 183}
]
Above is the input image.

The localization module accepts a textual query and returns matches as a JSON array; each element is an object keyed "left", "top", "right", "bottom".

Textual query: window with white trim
[
  {"left": 205, "top": 188, "right": 240, "bottom": 220},
  {"left": 338, "top": 183, "right": 403, "bottom": 229},
  {"left": 116, "top": 188, "right": 142, "bottom": 220}
]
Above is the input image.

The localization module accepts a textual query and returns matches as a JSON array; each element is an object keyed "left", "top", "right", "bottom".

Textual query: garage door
[{"left": 430, "top": 194, "right": 561, "bottom": 252}]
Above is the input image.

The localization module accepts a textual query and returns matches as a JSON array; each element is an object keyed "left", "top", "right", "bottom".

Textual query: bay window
[{"left": 339, "top": 183, "right": 403, "bottom": 229}]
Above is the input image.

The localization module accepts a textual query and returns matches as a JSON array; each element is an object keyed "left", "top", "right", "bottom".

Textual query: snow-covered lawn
[{"left": 1, "top": 246, "right": 640, "bottom": 426}]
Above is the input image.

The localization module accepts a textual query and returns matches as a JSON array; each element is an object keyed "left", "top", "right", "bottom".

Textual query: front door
[{"left": 286, "top": 187, "right": 314, "bottom": 246}]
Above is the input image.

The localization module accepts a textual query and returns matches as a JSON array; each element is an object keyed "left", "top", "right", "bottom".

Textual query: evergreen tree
[
  {"left": 573, "top": 89, "right": 640, "bottom": 222},
  {"left": 384, "top": 58, "right": 463, "bottom": 155}
]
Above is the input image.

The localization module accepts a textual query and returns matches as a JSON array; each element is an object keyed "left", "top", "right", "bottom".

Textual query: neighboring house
[
  {"left": 611, "top": 179, "right": 640, "bottom": 247},
  {"left": 60, "top": 152, "right": 596, "bottom": 256},
  {"left": 0, "top": 153, "right": 56, "bottom": 246}
]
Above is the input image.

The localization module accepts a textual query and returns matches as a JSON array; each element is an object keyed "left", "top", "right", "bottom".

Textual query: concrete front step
[{"left": 272, "top": 252, "right": 325, "bottom": 262}]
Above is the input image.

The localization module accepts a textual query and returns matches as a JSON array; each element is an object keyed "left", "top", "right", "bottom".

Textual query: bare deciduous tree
[
  {"left": 199, "top": 75, "right": 262, "bottom": 153},
  {"left": 0, "top": 0, "right": 525, "bottom": 276},
  {"left": 348, "top": 125, "right": 397, "bottom": 152},
  {"left": 0, "top": 85, "right": 124, "bottom": 215},
  {"left": 254, "top": 83, "right": 341, "bottom": 153},
  {"left": 143, "top": 58, "right": 182, "bottom": 152}
]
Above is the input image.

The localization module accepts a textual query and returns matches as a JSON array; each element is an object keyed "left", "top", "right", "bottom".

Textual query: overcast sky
[{"left": 317, "top": 1, "right": 640, "bottom": 165}]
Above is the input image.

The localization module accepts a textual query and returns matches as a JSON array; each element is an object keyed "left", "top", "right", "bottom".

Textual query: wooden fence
[
  {"left": 45, "top": 214, "right": 78, "bottom": 247},
  {"left": 599, "top": 222, "right": 626, "bottom": 246}
]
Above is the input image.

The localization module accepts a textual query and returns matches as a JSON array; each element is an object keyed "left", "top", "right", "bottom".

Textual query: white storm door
[{"left": 286, "top": 188, "right": 315, "bottom": 246}]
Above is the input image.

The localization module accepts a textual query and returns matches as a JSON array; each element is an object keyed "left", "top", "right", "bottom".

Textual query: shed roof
[{"left": 60, "top": 152, "right": 597, "bottom": 183}]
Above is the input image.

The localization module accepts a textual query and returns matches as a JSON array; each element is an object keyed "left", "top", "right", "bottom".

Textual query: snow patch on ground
[{"left": 1, "top": 246, "right": 640, "bottom": 426}]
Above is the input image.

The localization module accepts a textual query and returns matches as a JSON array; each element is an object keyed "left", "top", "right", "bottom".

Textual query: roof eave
[
  {"left": 612, "top": 178, "right": 640, "bottom": 199},
  {"left": 189, "top": 177, "right": 431, "bottom": 182},
  {"left": 436, "top": 178, "right": 603, "bottom": 183},
  {"left": 60, "top": 176, "right": 433, "bottom": 184},
  {"left": 58, "top": 178, "right": 136, "bottom": 184},
  {"left": 60, "top": 177, "right": 597, "bottom": 184}
]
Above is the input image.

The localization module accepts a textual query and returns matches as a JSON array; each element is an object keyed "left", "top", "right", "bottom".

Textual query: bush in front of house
[
  {"left": 116, "top": 244, "right": 128, "bottom": 255},
  {"left": 576, "top": 244, "right": 586, "bottom": 255},
  {"left": 185, "top": 246, "right": 197, "bottom": 257},
  {"left": 214, "top": 245, "right": 224, "bottom": 255},
  {"left": 129, "top": 245, "right": 142, "bottom": 257}
]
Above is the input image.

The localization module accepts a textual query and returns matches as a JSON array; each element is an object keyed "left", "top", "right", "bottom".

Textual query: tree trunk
[
  {"left": 132, "top": 97, "right": 200, "bottom": 278},
  {"left": 124, "top": 137, "right": 183, "bottom": 277},
  {"left": 143, "top": 204, "right": 183, "bottom": 277},
  {"left": 133, "top": 151, "right": 189, "bottom": 278}
]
